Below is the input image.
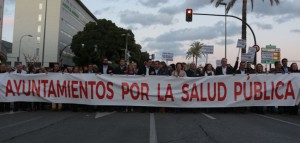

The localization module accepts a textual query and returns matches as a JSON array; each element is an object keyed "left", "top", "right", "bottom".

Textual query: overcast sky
[{"left": 3, "top": 0, "right": 300, "bottom": 67}]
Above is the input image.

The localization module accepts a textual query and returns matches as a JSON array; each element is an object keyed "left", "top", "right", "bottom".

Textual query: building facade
[
  {"left": 0, "top": 0, "right": 5, "bottom": 63},
  {"left": 8, "top": 0, "right": 97, "bottom": 67}
]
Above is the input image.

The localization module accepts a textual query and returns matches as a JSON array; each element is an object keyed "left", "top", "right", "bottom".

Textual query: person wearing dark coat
[
  {"left": 99, "top": 58, "right": 114, "bottom": 74},
  {"left": 114, "top": 59, "right": 127, "bottom": 75},
  {"left": 215, "top": 58, "right": 234, "bottom": 75},
  {"left": 138, "top": 59, "right": 156, "bottom": 76}
]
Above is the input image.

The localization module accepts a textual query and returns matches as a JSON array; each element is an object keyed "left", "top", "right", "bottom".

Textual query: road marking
[
  {"left": 94, "top": 112, "right": 116, "bottom": 119},
  {"left": 0, "top": 111, "right": 25, "bottom": 116},
  {"left": 202, "top": 113, "right": 216, "bottom": 120},
  {"left": 0, "top": 116, "right": 43, "bottom": 130},
  {"left": 256, "top": 114, "right": 300, "bottom": 128},
  {"left": 150, "top": 113, "right": 158, "bottom": 143}
]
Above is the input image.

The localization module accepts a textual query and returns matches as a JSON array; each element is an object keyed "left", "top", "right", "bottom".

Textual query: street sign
[
  {"left": 201, "top": 45, "right": 214, "bottom": 54},
  {"left": 266, "top": 45, "right": 276, "bottom": 49},
  {"left": 261, "top": 48, "right": 280, "bottom": 64},
  {"left": 236, "top": 39, "right": 246, "bottom": 48},
  {"left": 253, "top": 45, "right": 260, "bottom": 52},
  {"left": 162, "top": 52, "right": 174, "bottom": 61}
]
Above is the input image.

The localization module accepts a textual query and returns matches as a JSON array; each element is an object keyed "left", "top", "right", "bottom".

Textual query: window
[
  {"left": 38, "top": 14, "right": 42, "bottom": 22},
  {"left": 37, "top": 25, "right": 41, "bottom": 33},
  {"left": 37, "top": 37, "right": 41, "bottom": 44},
  {"left": 39, "top": 3, "right": 43, "bottom": 10}
]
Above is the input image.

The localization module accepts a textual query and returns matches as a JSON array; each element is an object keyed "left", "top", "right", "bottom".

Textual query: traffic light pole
[
  {"left": 192, "top": 13, "right": 256, "bottom": 45},
  {"left": 192, "top": 12, "right": 257, "bottom": 64}
]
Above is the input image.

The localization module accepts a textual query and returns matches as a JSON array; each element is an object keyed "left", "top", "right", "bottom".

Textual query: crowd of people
[{"left": 0, "top": 57, "right": 299, "bottom": 115}]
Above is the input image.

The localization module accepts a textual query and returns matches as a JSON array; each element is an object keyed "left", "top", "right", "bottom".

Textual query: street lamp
[
  {"left": 219, "top": 2, "right": 227, "bottom": 59},
  {"left": 18, "top": 34, "right": 33, "bottom": 62},
  {"left": 121, "top": 33, "right": 130, "bottom": 64}
]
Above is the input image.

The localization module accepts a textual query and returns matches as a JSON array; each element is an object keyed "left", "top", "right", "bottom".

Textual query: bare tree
[{"left": 23, "top": 52, "right": 40, "bottom": 67}]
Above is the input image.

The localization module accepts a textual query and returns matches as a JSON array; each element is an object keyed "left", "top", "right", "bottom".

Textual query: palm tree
[
  {"left": 211, "top": 0, "right": 279, "bottom": 53},
  {"left": 186, "top": 41, "right": 203, "bottom": 66}
]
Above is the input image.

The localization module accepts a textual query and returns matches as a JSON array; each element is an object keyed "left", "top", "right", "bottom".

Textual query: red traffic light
[{"left": 186, "top": 9, "right": 193, "bottom": 22}]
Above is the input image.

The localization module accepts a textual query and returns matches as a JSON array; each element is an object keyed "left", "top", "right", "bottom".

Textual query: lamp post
[
  {"left": 219, "top": 2, "right": 227, "bottom": 59},
  {"left": 122, "top": 33, "right": 130, "bottom": 64},
  {"left": 18, "top": 34, "right": 33, "bottom": 62},
  {"left": 41, "top": 0, "right": 48, "bottom": 66}
]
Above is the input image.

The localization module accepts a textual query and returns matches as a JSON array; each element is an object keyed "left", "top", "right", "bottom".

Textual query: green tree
[
  {"left": 71, "top": 19, "right": 148, "bottom": 67},
  {"left": 186, "top": 41, "right": 203, "bottom": 66},
  {"left": 211, "top": 0, "right": 279, "bottom": 53}
]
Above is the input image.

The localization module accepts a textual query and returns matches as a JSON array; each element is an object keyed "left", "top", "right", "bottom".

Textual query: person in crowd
[
  {"left": 287, "top": 63, "right": 299, "bottom": 115},
  {"left": 99, "top": 58, "right": 114, "bottom": 111},
  {"left": 12, "top": 64, "right": 27, "bottom": 111},
  {"left": 235, "top": 61, "right": 249, "bottom": 75},
  {"left": 51, "top": 63, "right": 60, "bottom": 73},
  {"left": 246, "top": 62, "right": 255, "bottom": 74},
  {"left": 0, "top": 63, "right": 6, "bottom": 112},
  {"left": 216, "top": 58, "right": 233, "bottom": 75},
  {"left": 124, "top": 64, "right": 136, "bottom": 113},
  {"left": 14, "top": 64, "right": 27, "bottom": 74},
  {"left": 114, "top": 59, "right": 127, "bottom": 75},
  {"left": 272, "top": 61, "right": 283, "bottom": 74},
  {"left": 248, "top": 63, "right": 266, "bottom": 114},
  {"left": 38, "top": 66, "right": 47, "bottom": 73},
  {"left": 6, "top": 65, "right": 13, "bottom": 73},
  {"left": 49, "top": 63, "right": 62, "bottom": 111},
  {"left": 268, "top": 61, "right": 283, "bottom": 113},
  {"left": 99, "top": 58, "right": 113, "bottom": 75},
  {"left": 28, "top": 65, "right": 36, "bottom": 74},
  {"left": 157, "top": 61, "right": 168, "bottom": 76},
  {"left": 131, "top": 61, "right": 138, "bottom": 74},
  {"left": 281, "top": 58, "right": 289, "bottom": 73},
  {"left": 83, "top": 66, "right": 88, "bottom": 73},
  {"left": 255, "top": 64, "right": 265, "bottom": 74},
  {"left": 0, "top": 63, "right": 6, "bottom": 73},
  {"left": 153, "top": 61, "right": 160, "bottom": 75},
  {"left": 138, "top": 59, "right": 155, "bottom": 76},
  {"left": 289, "top": 63, "right": 299, "bottom": 73},
  {"left": 92, "top": 64, "right": 99, "bottom": 73},
  {"left": 186, "top": 63, "right": 201, "bottom": 77},
  {"left": 168, "top": 64, "right": 175, "bottom": 76},
  {"left": 203, "top": 63, "right": 215, "bottom": 76},
  {"left": 182, "top": 62, "right": 187, "bottom": 71},
  {"left": 172, "top": 62, "right": 187, "bottom": 77}
]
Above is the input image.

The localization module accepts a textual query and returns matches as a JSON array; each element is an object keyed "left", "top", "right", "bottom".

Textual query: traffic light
[{"left": 186, "top": 9, "right": 193, "bottom": 22}]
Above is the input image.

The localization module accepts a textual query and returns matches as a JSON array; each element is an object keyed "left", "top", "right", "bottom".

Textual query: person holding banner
[
  {"left": 138, "top": 59, "right": 156, "bottom": 76},
  {"left": 99, "top": 58, "right": 114, "bottom": 75},
  {"left": 203, "top": 63, "right": 215, "bottom": 76},
  {"left": 216, "top": 58, "right": 234, "bottom": 75},
  {"left": 288, "top": 63, "right": 299, "bottom": 115},
  {"left": 157, "top": 61, "right": 168, "bottom": 76},
  {"left": 172, "top": 63, "right": 187, "bottom": 77},
  {"left": 114, "top": 59, "right": 127, "bottom": 75},
  {"left": 186, "top": 63, "right": 201, "bottom": 77},
  {"left": 281, "top": 58, "right": 289, "bottom": 73}
]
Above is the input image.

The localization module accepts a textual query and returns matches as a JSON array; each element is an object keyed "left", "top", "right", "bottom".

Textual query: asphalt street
[{"left": 0, "top": 111, "right": 300, "bottom": 143}]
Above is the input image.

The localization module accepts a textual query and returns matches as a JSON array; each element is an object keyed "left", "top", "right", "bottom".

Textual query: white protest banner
[
  {"left": 248, "top": 47, "right": 256, "bottom": 55},
  {"left": 0, "top": 73, "right": 299, "bottom": 107},
  {"left": 216, "top": 60, "right": 221, "bottom": 67},
  {"left": 201, "top": 45, "right": 214, "bottom": 54},
  {"left": 241, "top": 53, "right": 255, "bottom": 63},
  {"left": 162, "top": 52, "right": 174, "bottom": 61},
  {"left": 236, "top": 39, "right": 246, "bottom": 48}
]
